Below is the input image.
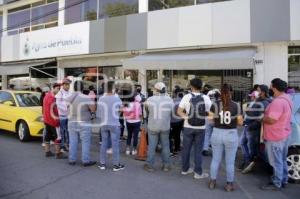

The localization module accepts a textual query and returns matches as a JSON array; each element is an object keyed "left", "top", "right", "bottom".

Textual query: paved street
[{"left": 0, "top": 130, "right": 299, "bottom": 199}]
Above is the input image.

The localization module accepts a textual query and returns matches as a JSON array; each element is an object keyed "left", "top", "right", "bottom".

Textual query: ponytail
[{"left": 221, "top": 84, "right": 232, "bottom": 111}]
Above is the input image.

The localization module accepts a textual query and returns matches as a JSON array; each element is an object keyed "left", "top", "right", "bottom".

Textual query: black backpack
[{"left": 188, "top": 93, "right": 206, "bottom": 126}]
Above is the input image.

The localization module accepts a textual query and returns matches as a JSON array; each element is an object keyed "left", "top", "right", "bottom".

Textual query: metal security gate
[
  {"left": 145, "top": 69, "right": 253, "bottom": 102},
  {"left": 222, "top": 69, "right": 253, "bottom": 103}
]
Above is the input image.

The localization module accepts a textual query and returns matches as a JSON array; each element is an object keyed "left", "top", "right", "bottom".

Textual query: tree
[
  {"left": 85, "top": 10, "right": 97, "bottom": 21},
  {"left": 104, "top": 2, "right": 138, "bottom": 18},
  {"left": 149, "top": 0, "right": 194, "bottom": 11}
]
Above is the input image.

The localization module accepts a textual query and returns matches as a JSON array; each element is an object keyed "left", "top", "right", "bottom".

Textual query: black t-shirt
[{"left": 210, "top": 100, "right": 240, "bottom": 129}]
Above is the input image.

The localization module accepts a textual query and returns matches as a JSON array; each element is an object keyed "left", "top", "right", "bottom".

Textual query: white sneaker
[
  {"left": 126, "top": 149, "right": 131, "bottom": 155},
  {"left": 181, "top": 168, "right": 194, "bottom": 175},
  {"left": 106, "top": 148, "right": 113, "bottom": 154},
  {"left": 194, "top": 172, "right": 209, "bottom": 179},
  {"left": 132, "top": 150, "right": 137, "bottom": 156}
]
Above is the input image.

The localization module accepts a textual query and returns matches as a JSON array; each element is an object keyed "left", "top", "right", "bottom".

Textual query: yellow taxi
[{"left": 0, "top": 90, "right": 44, "bottom": 141}]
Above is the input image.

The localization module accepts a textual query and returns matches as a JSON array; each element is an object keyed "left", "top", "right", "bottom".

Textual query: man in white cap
[
  {"left": 56, "top": 78, "right": 72, "bottom": 152},
  {"left": 144, "top": 82, "right": 174, "bottom": 172}
]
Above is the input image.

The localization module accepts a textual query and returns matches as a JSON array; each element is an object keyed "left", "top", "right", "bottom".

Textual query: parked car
[
  {"left": 0, "top": 90, "right": 44, "bottom": 141},
  {"left": 287, "top": 93, "right": 300, "bottom": 183}
]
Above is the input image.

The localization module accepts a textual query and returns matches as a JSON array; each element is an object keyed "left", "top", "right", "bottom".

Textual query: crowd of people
[{"left": 40, "top": 76, "right": 293, "bottom": 192}]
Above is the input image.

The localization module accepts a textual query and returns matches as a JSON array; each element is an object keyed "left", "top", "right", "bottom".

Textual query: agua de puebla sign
[{"left": 19, "top": 22, "right": 90, "bottom": 60}]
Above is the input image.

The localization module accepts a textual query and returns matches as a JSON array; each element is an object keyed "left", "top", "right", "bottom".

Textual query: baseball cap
[
  {"left": 52, "top": 83, "right": 61, "bottom": 88},
  {"left": 154, "top": 82, "right": 166, "bottom": 91},
  {"left": 62, "top": 78, "right": 72, "bottom": 84},
  {"left": 249, "top": 91, "right": 259, "bottom": 98}
]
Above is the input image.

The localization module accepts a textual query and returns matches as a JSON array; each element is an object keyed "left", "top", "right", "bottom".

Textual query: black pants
[
  {"left": 44, "top": 124, "right": 58, "bottom": 143},
  {"left": 169, "top": 121, "right": 184, "bottom": 153},
  {"left": 119, "top": 118, "right": 125, "bottom": 137},
  {"left": 126, "top": 121, "right": 141, "bottom": 149}
]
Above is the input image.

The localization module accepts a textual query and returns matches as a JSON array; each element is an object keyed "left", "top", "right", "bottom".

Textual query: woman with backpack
[
  {"left": 122, "top": 95, "right": 142, "bottom": 155},
  {"left": 208, "top": 84, "right": 243, "bottom": 192}
]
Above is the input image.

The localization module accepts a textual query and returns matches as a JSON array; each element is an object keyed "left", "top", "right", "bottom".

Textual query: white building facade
[{"left": 0, "top": 0, "right": 299, "bottom": 102}]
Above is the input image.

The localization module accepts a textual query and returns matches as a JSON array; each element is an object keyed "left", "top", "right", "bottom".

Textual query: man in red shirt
[{"left": 43, "top": 83, "right": 67, "bottom": 159}]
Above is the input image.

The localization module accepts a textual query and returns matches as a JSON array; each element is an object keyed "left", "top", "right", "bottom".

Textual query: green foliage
[
  {"left": 104, "top": 2, "right": 138, "bottom": 18},
  {"left": 85, "top": 10, "right": 97, "bottom": 21},
  {"left": 149, "top": 0, "right": 194, "bottom": 11}
]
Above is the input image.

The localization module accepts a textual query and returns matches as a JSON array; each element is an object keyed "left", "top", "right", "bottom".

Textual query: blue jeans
[
  {"left": 210, "top": 128, "right": 238, "bottom": 182},
  {"left": 99, "top": 128, "right": 112, "bottom": 148},
  {"left": 203, "top": 121, "right": 213, "bottom": 151},
  {"left": 146, "top": 130, "right": 170, "bottom": 167},
  {"left": 126, "top": 122, "right": 141, "bottom": 149},
  {"left": 60, "top": 118, "right": 69, "bottom": 147},
  {"left": 266, "top": 138, "right": 289, "bottom": 188},
  {"left": 68, "top": 121, "right": 92, "bottom": 163},
  {"left": 100, "top": 125, "right": 121, "bottom": 166},
  {"left": 240, "top": 126, "right": 260, "bottom": 164},
  {"left": 181, "top": 128, "right": 205, "bottom": 175}
]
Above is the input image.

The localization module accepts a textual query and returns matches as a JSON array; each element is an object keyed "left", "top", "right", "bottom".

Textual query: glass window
[
  {"left": 31, "top": 2, "right": 59, "bottom": 26},
  {"left": 8, "top": 8, "right": 30, "bottom": 30},
  {"left": 149, "top": 0, "right": 194, "bottom": 11},
  {"left": 65, "top": 0, "right": 97, "bottom": 25},
  {"left": 32, "top": 0, "right": 47, "bottom": 8},
  {"left": 0, "top": 91, "right": 16, "bottom": 105},
  {"left": 15, "top": 93, "right": 41, "bottom": 107},
  {"left": 65, "top": 66, "right": 124, "bottom": 95},
  {"left": 65, "top": 67, "right": 98, "bottom": 93},
  {"left": 8, "top": 5, "right": 31, "bottom": 14},
  {"left": 124, "top": 70, "right": 138, "bottom": 82},
  {"left": 196, "top": 0, "right": 232, "bottom": 4},
  {"left": 99, "top": 0, "right": 138, "bottom": 19},
  {"left": 288, "top": 46, "right": 300, "bottom": 92},
  {"left": 7, "top": 1, "right": 59, "bottom": 35}
]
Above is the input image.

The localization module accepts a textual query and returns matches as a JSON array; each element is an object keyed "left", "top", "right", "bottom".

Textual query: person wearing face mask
[
  {"left": 261, "top": 78, "right": 293, "bottom": 191},
  {"left": 239, "top": 90, "right": 259, "bottom": 172},
  {"left": 240, "top": 85, "right": 272, "bottom": 174}
]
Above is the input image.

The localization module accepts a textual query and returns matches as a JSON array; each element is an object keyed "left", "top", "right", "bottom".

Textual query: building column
[
  {"left": 139, "top": 0, "right": 148, "bottom": 13},
  {"left": 2, "top": 9, "right": 7, "bottom": 36},
  {"left": 58, "top": 0, "right": 65, "bottom": 26},
  {"left": 138, "top": 69, "right": 147, "bottom": 95},
  {"left": 1, "top": 75, "right": 7, "bottom": 90},
  {"left": 254, "top": 42, "right": 288, "bottom": 85},
  {"left": 57, "top": 64, "right": 65, "bottom": 81}
]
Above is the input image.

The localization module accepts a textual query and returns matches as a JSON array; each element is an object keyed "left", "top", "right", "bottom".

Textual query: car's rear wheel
[
  {"left": 17, "top": 121, "right": 31, "bottom": 142},
  {"left": 287, "top": 147, "right": 300, "bottom": 183}
]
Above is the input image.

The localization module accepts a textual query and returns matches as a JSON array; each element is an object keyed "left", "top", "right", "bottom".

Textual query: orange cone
[{"left": 135, "top": 127, "right": 148, "bottom": 161}]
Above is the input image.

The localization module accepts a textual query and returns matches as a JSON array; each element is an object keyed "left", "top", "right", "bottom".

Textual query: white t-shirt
[{"left": 179, "top": 92, "right": 212, "bottom": 129}]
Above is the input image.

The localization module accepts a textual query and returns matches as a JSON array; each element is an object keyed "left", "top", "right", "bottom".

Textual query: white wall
[
  {"left": 254, "top": 43, "right": 288, "bottom": 85},
  {"left": 212, "top": 0, "right": 251, "bottom": 45},
  {"left": 178, "top": 4, "right": 212, "bottom": 46},
  {"left": 290, "top": 0, "right": 300, "bottom": 41}
]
